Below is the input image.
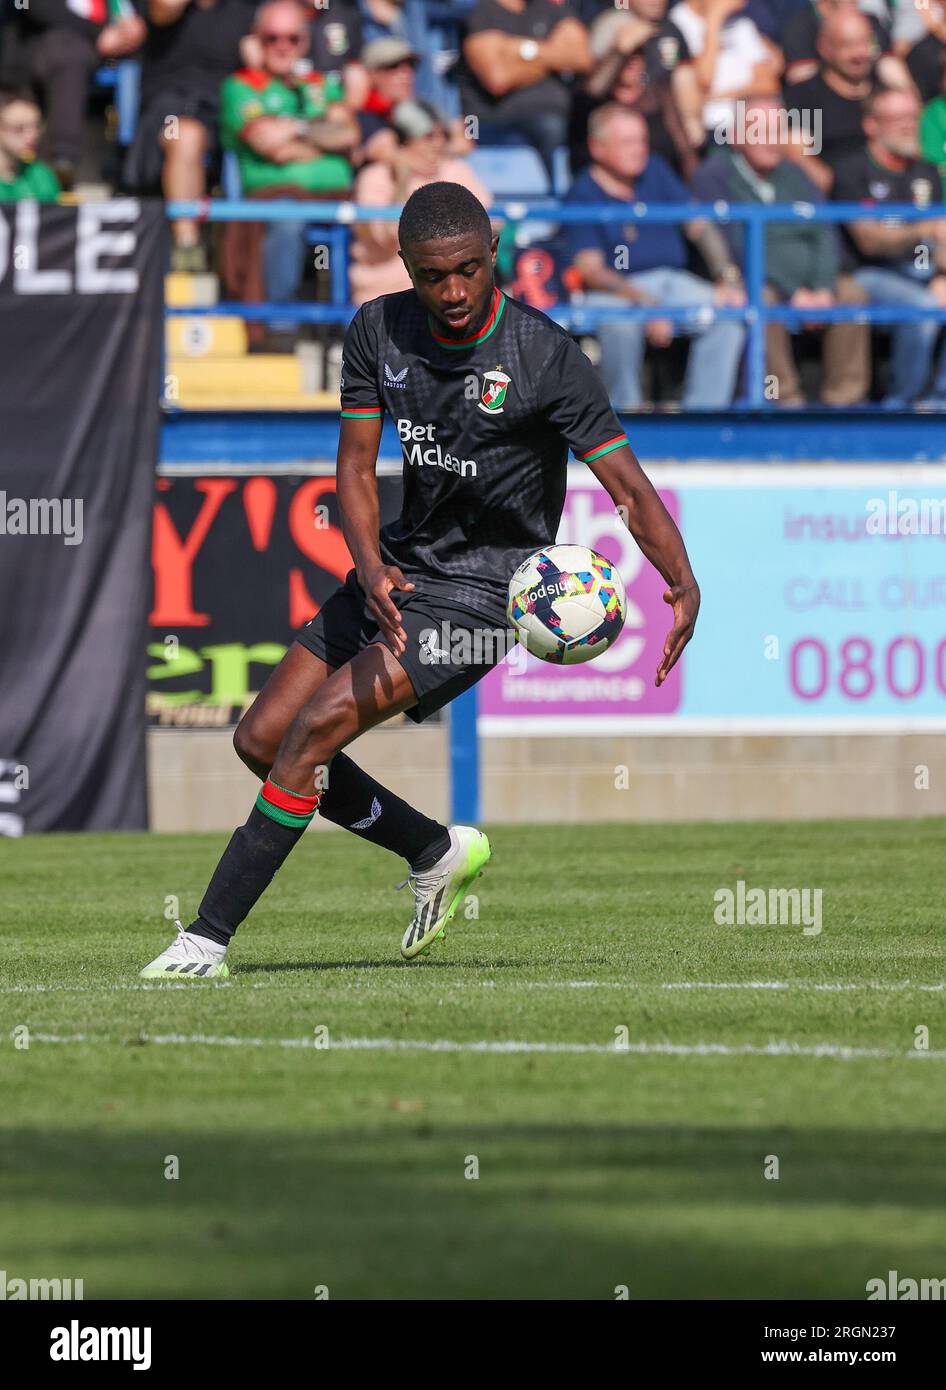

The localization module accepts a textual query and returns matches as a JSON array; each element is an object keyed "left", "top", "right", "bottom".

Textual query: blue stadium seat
[{"left": 467, "top": 145, "right": 551, "bottom": 198}]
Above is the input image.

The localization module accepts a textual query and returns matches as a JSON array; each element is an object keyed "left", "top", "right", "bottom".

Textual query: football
[{"left": 506, "top": 543, "right": 627, "bottom": 664}]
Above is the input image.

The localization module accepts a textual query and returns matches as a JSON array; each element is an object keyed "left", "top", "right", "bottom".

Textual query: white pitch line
[
  {"left": 2, "top": 979, "right": 946, "bottom": 997},
  {"left": 20, "top": 1031, "right": 946, "bottom": 1060}
]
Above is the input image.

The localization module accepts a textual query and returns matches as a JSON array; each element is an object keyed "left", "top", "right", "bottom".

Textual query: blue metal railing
[{"left": 165, "top": 199, "right": 946, "bottom": 409}]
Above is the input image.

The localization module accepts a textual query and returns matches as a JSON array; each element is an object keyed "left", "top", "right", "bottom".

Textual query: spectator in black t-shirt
[
  {"left": 832, "top": 86, "right": 946, "bottom": 404},
  {"left": 781, "top": 0, "right": 911, "bottom": 89},
  {"left": 906, "top": 19, "right": 946, "bottom": 105},
  {"left": 307, "top": 0, "right": 363, "bottom": 77},
  {"left": 788, "top": 9, "right": 880, "bottom": 191},
  {"left": 0, "top": 0, "right": 145, "bottom": 188},
  {"left": 460, "top": 0, "right": 592, "bottom": 179},
  {"left": 123, "top": 0, "right": 256, "bottom": 270},
  {"left": 570, "top": 0, "right": 703, "bottom": 176}
]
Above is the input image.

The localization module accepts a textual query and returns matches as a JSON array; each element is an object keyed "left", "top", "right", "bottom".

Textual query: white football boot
[
  {"left": 399, "top": 826, "right": 491, "bottom": 960},
  {"left": 139, "top": 922, "right": 230, "bottom": 980}
]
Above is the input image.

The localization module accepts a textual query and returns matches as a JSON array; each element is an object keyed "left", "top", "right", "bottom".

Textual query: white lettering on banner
[
  {"left": 396, "top": 418, "right": 477, "bottom": 477},
  {"left": 0, "top": 200, "right": 140, "bottom": 294},
  {"left": 10, "top": 201, "right": 70, "bottom": 294},
  {"left": 77, "top": 202, "right": 139, "bottom": 294}
]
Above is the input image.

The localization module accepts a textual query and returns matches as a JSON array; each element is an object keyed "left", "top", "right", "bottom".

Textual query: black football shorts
[{"left": 295, "top": 569, "right": 513, "bottom": 723}]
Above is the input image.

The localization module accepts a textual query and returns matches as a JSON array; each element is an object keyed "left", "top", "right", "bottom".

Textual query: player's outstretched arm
[
  {"left": 336, "top": 415, "right": 415, "bottom": 657},
  {"left": 585, "top": 443, "right": 700, "bottom": 687}
]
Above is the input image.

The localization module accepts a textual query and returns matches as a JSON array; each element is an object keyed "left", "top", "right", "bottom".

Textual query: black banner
[
  {"left": 0, "top": 199, "right": 166, "bottom": 831},
  {"left": 2, "top": 1298, "right": 944, "bottom": 1368},
  {"left": 148, "top": 473, "right": 402, "bottom": 727}
]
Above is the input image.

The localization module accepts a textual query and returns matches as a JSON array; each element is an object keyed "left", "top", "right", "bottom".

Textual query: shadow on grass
[{"left": 1, "top": 1123, "right": 944, "bottom": 1299}]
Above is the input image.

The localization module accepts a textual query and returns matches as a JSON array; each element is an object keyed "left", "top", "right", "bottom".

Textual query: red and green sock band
[{"left": 256, "top": 777, "right": 321, "bottom": 830}]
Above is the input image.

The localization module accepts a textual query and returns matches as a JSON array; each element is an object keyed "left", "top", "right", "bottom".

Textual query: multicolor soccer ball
[{"left": 507, "top": 544, "right": 627, "bottom": 664}]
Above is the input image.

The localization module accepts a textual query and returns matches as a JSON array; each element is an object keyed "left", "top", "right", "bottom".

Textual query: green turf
[{"left": 2, "top": 819, "right": 945, "bottom": 1300}]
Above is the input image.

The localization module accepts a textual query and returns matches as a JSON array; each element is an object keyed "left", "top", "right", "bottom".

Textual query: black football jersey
[{"left": 339, "top": 287, "right": 628, "bottom": 624}]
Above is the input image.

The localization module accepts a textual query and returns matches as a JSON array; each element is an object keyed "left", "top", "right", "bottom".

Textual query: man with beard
[
  {"left": 789, "top": 9, "right": 885, "bottom": 190},
  {"left": 833, "top": 86, "right": 946, "bottom": 405}
]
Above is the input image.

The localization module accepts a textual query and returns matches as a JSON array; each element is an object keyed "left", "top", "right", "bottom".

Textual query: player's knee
[
  {"left": 290, "top": 694, "right": 348, "bottom": 762},
  {"left": 233, "top": 715, "right": 275, "bottom": 772}
]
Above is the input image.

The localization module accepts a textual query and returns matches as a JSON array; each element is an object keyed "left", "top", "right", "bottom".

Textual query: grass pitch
[{"left": 1, "top": 818, "right": 945, "bottom": 1300}]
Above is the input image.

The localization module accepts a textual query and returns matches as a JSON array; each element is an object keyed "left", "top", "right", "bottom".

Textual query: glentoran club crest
[{"left": 479, "top": 366, "right": 511, "bottom": 414}]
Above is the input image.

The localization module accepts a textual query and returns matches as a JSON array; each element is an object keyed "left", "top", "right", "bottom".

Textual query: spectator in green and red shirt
[
  {"left": 219, "top": 0, "right": 358, "bottom": 313},
  {"left": 0, "top": 89, "right": 61, "bottom": 202},
  {"left": 219, "top": 0, "right": 357, "bottom": 195}
]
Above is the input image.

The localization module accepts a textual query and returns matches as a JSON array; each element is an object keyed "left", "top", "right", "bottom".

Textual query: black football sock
[
  {"left": 318, "top": 751, "right": 450, "bottom": 869},
  {"left": 188, "top": 778, "right": 321, "bottom": 945}
]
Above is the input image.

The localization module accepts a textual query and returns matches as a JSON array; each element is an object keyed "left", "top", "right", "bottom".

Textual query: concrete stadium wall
[{"left": 147, "top": 727, "right": 945, "bottom": 831}]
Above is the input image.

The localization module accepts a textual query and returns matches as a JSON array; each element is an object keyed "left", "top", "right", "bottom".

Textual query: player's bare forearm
[
  {"left": 587, "top": 443, "right": 700, "bottom": 684},
  {"left": 588, "top": 445, "right": 695, "bottom": 587},
  {"left": 336, "top": 415, "right": 414, "bottom": 653},
  {"left": 337, "top": 416, "right": 384, "bottom": 580}
]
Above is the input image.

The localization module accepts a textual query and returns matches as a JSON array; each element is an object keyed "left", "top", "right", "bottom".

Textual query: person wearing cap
[
  {"left": 350, "top": 97, "right": 492, "bottom": 303},
  {"left": 359, "top": 0, "right": 452, "bottom": 111},
  {"left": 357, "top": 37, "right": 471, "bottom": 165}
]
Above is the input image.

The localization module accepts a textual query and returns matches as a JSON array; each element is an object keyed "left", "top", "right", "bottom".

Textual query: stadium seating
[{"left": 164, "top": 271, "right": 334, "bottom": 410}]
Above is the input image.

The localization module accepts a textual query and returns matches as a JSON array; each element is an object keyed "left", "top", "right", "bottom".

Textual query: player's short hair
[{"left": 398, "top": 181, "right": 491, "bottom": 254}]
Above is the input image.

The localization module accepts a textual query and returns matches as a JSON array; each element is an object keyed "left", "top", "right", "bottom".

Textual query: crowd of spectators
[{"left": 3, "top": 0, "right": 946, "bottom": 406}]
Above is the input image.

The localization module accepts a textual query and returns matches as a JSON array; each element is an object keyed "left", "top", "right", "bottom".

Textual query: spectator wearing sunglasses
[
  {"left": 242, "top": 0, "right": 368, "bottom": 105},
  {"left": 355, "top": 37, "right": 471, "bottom": 165},
  {"left": 219, "top": 0, "right": 359, "bottom": 319},
  {"left": 220, "top": 1, "right": 358, "bottom": 195}
]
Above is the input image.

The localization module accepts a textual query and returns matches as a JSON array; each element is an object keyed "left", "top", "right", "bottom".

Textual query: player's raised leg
[
  {"left": 255, "top": 644, "right": 489, "bottom": 962},
  {"left": 233, "top": 641, "right": 453, "bottom": 871}
]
